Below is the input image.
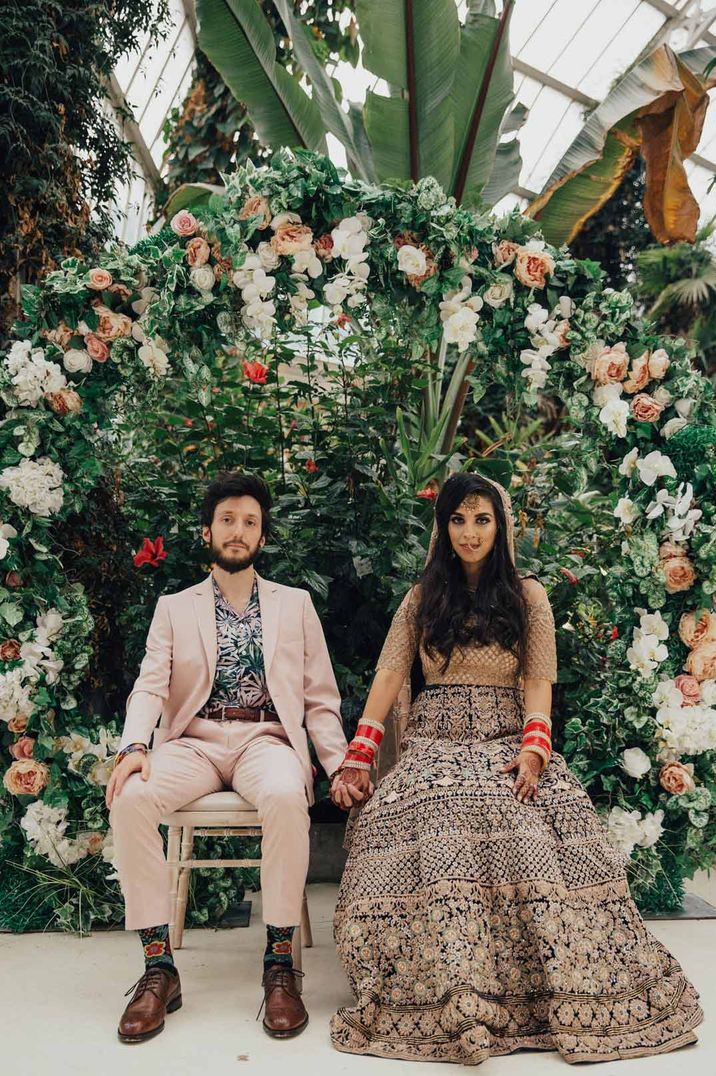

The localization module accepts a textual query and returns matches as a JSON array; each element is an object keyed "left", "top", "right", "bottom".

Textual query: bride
[{"left": 328, "top": 472, "right": 702, "bottom": 1064}]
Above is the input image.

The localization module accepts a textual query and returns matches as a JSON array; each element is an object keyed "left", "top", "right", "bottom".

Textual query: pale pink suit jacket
[{"left": 119, "top": 572, "right": 348, "bottom": 805}]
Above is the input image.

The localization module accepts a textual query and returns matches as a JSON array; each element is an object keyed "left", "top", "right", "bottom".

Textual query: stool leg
[
  {"left": 166, "top": 826, "right": 181, "bottom": 949},
  {"left": 300, "top": 890, "right": 313, "bottom": 948},
  {"left": 174, "top": 825, "right": 194, "bottom": 950},
  {"left": 293, "top": 923, "right": 303, "bottom": 990}
]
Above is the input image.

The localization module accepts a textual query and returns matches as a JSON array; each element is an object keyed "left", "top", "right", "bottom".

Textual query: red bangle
[{"left": 523, "top": 719, "right": 551, "bottom": 736}]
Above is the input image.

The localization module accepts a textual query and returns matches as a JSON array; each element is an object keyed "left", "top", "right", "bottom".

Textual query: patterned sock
[
  {"left": 138, "top": 923, "right": 176, "bottom": 973},
  {"left": 264, "top": 924, "right": 295, "bottom": 970}
]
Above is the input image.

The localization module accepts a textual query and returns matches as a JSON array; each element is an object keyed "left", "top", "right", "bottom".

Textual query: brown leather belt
[{"left": 204, "top": 705, "right": 281, "bottom": 723}]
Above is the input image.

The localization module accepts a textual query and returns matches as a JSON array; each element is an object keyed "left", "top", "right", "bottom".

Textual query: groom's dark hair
[{"left": 200, "top": 472, "right": 273, "bottom": 538}]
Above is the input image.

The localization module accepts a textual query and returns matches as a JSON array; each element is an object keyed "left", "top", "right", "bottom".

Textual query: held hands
[
  {"left": 105, "top": 750, "right": 150, "bottom": 810},
  {"left": 501, "top": 749, "right": 543, "bottom": 803},
  {"left": 330, "top": 767, "right": 374, "bottom": 810}
]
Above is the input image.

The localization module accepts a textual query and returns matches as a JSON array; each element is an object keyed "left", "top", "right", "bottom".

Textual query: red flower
[
  {"left": 334, "top": 312, "right": 351, "bottom": 328},
  {"left": 305, "top": 459, "right": 318, "bottom": 473},
  {"left": 416, "top": 486, "right": 438, "bottom": 501},
  {"left": 611, "top": 626, "right": 619, "bottom": 640},
  {"left": 271, "top": 941, "right": 292, "bottom": 954},
  {"left": 133, "top": 536, "right": 167, "bottom": 568},
  {"left": 560, "top": 567, "right": 578, "bottom": 585},
  {"left": 5, "top": 571, "right": 23, "bottom": 589},
  {"left": 243, "top": 359, "right": 268, "bottom": 384},
  {"left": 144, "top": 941, "right": 166, "bottom": 957},
  {"left": 183, "top": 418, "right": 193, "bottom": 428}
]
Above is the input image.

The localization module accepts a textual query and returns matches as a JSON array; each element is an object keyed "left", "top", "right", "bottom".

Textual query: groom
[{"left": 107, "top": 471, "right": 359, "bottom": 1043}]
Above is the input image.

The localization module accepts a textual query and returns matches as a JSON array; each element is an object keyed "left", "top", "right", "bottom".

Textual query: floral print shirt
[{"left": 199, "top": 575, "right": 275, "bottom": 715}]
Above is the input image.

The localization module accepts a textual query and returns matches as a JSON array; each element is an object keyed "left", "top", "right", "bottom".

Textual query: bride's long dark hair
[{"left": 417, "top": 473, "right": 529, "bottom": 673}]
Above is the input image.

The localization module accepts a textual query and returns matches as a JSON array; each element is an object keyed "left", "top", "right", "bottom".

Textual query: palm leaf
[
  {"left": 357, "top": 0, "right": 460, "bottom": 187},
  {"left": 196, "top": 0, "right": 327, "bottom": 152},
  {"left": 163, "top": 182, "right": 226, "bottom": 219}
]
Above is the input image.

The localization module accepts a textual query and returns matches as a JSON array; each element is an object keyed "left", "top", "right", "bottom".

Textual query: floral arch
[{"left": 1, "top": 150, "right": 715, "bottom": 927}]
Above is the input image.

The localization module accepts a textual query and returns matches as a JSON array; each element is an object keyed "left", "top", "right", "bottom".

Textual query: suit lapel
[
  {"left": 256, "top": 572, "right": 280, "bottom": 674},
  {"left": 193, "top": 574, "right": 217, "bottom": 683}
]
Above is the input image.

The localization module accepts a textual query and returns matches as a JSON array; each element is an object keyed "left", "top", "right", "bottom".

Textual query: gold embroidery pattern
[{"left": 331, "top": 685, "right": 702, "bottom": 1064}]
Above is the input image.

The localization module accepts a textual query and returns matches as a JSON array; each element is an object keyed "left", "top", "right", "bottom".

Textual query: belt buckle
[{"left": 219, "top": 704, "right": 228, "bottom": 723}]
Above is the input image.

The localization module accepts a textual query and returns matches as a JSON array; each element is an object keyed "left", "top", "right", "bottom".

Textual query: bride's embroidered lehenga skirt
[{"left": 331, "top": 684, "right": 703, "bottom": 1064}]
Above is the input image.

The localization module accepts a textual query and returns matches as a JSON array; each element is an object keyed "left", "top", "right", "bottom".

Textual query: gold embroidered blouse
[{"left": 376, "top": 577, "right": 557, "bottom": 688}]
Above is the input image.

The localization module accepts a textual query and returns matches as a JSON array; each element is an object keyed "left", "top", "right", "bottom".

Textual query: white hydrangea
[
  {"left": 605, "top": 806, "right": 664, "bottom": 857},
  {"left": 19, "top": 800, "right": 91, "bottom": 868},
  {"left": 3, "top": 341, "right": 67, "bottom": 407},
  {"left": 0, "top": 457, "right": 64, "bottom": 517},
  {"left": 700, "top": 680, "right": 716, "bottom": 706},
  {"left": 654, "top": 701, "right": 716, "bottom": 758},
  {"left": 0, "top": 667, "right": 34, "bottom": 724}
]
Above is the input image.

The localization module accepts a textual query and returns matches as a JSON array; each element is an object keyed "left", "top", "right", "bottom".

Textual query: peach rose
[
  {"left": 313, "top": 234, "right": 334, "bottom": 261},
  {"left": 674, "top": 674, "right": 701, "bottom": 706},
  {"left": 493, "top": 240, "right": 520, "bottom": 267},
  {"left": 592, "top": 343, "right": 629, "bottom": 384},
  {"left": 84, "top": 831, "right": 105, "bottom": 855},
  {"left": 185, "top": 237, "right": 211, "bottom": 267},
  {"left": 514, "top": 246, "right": 555, "bottom": 289},
  {"left": 623, "top": 351, "right": 650, "bottom": 394},
  {"left": 41, "top": 322, "right": 73, "bottom": 350},
  {"left": 554, "top": 319, "right": 571, "bottom": 349},
  {"left": 9, "top": 737, "right": 34, "bottom": 760},
  {"left": 84, "top": 333, "right": 110, "bottom": 362},
  {"left": 659, "top": 540, "right": 686, "bottom": 562},
  {"left": 270, "top": 223, "right": 314, "bottom": 256},
  {"left": 0, "top": 639, "right": 21, "bottom": 661},
  {"left": 659, "top": 761, "right": 695, "bottom": 795},
  {"left": 2, "top": 758, "right": 49, "bottom": 796},
  {"left": 685, "top": 640, "right": 716, "bottom": 682},
  {"left": 7, "top": 714, "right": 29, "bottom": 734},
  {"left": 170, "top": 209, "right": 198, "bottom": 237},
  {"left": 45, "top": 388, "right": 82, "bottom": 416},
  {"left": 631, "top": 393, "right": 664, "bottom": 423},
  {"left": 679, "top": 609, "right": 716, "bottom": 649},
  {"left": 109, "top": 282, "right": 132, "bottom": 301},
  {"left": 87, "top": 268, "right": 113, "bottom": 291},
  {"left": 661, "top": 554, "right": 696, "bottom": 594},
  {"left": 92, "top": 304, "right": 132, "bottom": 342},
  {"left": 239, "top": 195, "right": 271, "bottom": 228},
  {"left": 648, "top": 348, "right": 670, "bottom": 380}
]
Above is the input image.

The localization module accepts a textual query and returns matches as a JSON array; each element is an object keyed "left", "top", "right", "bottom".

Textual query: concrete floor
[{"left": 2, "top": 881, "right": 715, "bottom": 1076}]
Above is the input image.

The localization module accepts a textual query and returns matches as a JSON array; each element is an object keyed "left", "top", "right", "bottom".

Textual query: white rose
[
  {"left": 638, "top": 809, "right": 664, "bottom": 848},
  {"left": 599, "top": 398, "right": 630, "bottom": 438},
  {"left": 661, "top": 417, "right": 688, "bottom": 440},
  {"left": 483, "top": 281, "right": 513, "bottom": 308},
  {"left": 62, "top": 349, "right": 93, "bottom": 374},
  {"left": 257, "top": 242, "right": 280, "bottom": 271},
  {"left": 592, "top": 382, "right": 623, "bottom": 407},
  {"left": 397, "top": 244, "right": 427, "bottom": 278},
  {"left": 270, "top": 211, "right": 301, "bottom": 231},
  {"left": 653, "top": 386, "right": 672, "bottom": 406},
  {"left": 190, "top": 266, "right": 215, "bottom": 292},
  {"left": 614, "top": 497, "right": 639, "bottom": 526},
  {"left": 622, "top": 747, "right": 652, "bottom": 779},
  {"left": 648, "top": 348, "right": 670, "bottom": 379},
  {"left": 675, "top": 397, "right": 696, "bottom": 419},
  {"left": 606, "top": 806, "right": 643, "bottom": 857}
]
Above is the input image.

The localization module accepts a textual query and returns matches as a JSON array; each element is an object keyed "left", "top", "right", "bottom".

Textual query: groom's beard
[{"left": 209, "top": 536, "right": 262, "bottom": 574}]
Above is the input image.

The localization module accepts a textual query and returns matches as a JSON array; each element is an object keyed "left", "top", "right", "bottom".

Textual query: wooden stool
[{"left": 161, "top": 790, "right": 313, "bottom": 974}]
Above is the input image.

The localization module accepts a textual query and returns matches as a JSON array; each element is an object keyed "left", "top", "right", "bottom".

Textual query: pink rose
[
  {"left": 92, "top": 304, "right": 132, "bottom": 342},
  {"left": 0, "top": 639, "right": 21, "bottom": 661},
  {"left": 239, "top": 195, "right": 271, "bottom": 229},
  {"left": 592, "top": 343, "right": 629, "bottom": 384},
  {"left": 679, "top": 610, "right": 716, "bottom": 649},
  {"left": 185, "top": 237, "right": 211, "bottom": 267},
  {"left": 313, "top": 234, "right": 334, "bottom": 261},
  {"left": 631, "top": 393, "right": 665, "bottom": 423},
  {"left": 685, "top": 640, "right": 716, "bottom": 682},
  {"left": 623, "top": 351, "right": 650, "bottom": 394},
  {"left": 659, "top": 761, "right": 695, "bottom": 795},
  {"left": 7, "top": 714, "right": 29, "bottom": 734},
  {"left": 2, "top": 758, "right": 49, "bottom": 796},
  {"left": 648, "top": 348, "right": 670, "bottom": 380},
  {"left": 45, "top": 388, "right": 82, "bottom": 416},
  {"left": 514, "top": 246, "right": 555, "bottom": 289},
  {"left": 84, "top": 333, "right": 109, "bottom": 362},
  {"left": 661, "top": 554, "right": 696, "bottom": 594},
  {"left": 9, "top": 737, "right": 34, "bottom": 760},
  {"left": 87, "top": 268, "right": 113, "bottom": 291},
  {"left": 170, "top": 210, "right": 198, "bottom": 237},
  {"left": 270, "top": 223, "right": 314, "bottom": 255},
  {"left": 493, "top": 240, "right": 520, "bottom": 267},
  {"left": 674, "top": 674, "right": 701, "bottom": 706}
]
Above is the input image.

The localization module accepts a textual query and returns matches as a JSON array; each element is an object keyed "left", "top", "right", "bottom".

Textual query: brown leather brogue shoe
[
  {"left": 118, "top": 966, "right": 182, "bottom": 1043},
  {"left": 261, "top": 965, "right": 308, "bottom": 1038}
]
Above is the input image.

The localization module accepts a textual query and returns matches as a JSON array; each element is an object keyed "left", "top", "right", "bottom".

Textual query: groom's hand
[{"left": 330, "top": 767, "right": 373, "bottom": 810}]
